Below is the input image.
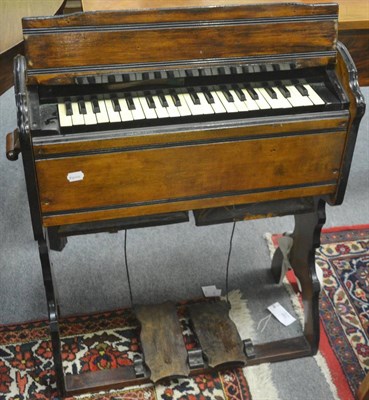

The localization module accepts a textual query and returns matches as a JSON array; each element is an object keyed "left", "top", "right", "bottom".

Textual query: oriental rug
[
  {"left": 0, "top": 296, "right": 253, "bottom": 400},
  {"left": 268, "top": 224, "right": 369, "bottom": 400}
]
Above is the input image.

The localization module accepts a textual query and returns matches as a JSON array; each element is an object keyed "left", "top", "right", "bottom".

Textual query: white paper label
[
  {"left": 202, "top": 285, "right": 222, "bottom": 298},
  {"left": 267, "top": 302, "right": 296, "bottom": 326},
  {"left": 67, "top": 171, "right": 84, "bottom": 182}
]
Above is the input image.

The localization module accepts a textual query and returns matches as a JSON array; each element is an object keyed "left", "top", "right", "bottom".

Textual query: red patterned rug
[
  {"left": 270, "top": 224, "right": 369, "bottom": 400},
  {"left": 0, "top": 302, "right": 252, "bottom": 400}
]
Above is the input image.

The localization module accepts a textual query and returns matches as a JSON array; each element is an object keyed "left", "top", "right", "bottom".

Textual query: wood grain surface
[
  {"left": 135, "top": 303, "right": 189, "bottom": 382},
  {"left": 188, "top": 301, "right": 246, "bottom": 368},
  {"left": 35, "top": 132, "right": 346, "bottom": 215},
  {"left": 23, "top": 3, "right": 337, "bottom": 77},
  {"left": 81, "top": 0, "right": 369, "bottom": 30},
  {"left": 80, "top": 0, "right": 369, "bottom": 85}
]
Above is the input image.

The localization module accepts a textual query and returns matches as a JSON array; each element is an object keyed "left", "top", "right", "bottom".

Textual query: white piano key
[
  {"left": 83, "top": 101, "right": 97, "bottom": 125},
  {"left": 229, "top": 89, "right": 248, "bottom": 112},
  {"left": 303, "top": 84, "right": 325, "bottom": 105},
  {"left": 118, "top": 97, "right": 134, "bottom": 122},
  {"left": 182, "top": 93, "right": 203, "bottom": 115},
  {"left": 285, "top": 85, "right": 314, "bottom": 107},
  {"left": 58, "top": 102, "right": 73, "bottom": 127},
  {"left": 71, "top": 102, "right": 85, "bottom": 125},
  {"left": 104, "top": 99, "right": 121, "bottom": 123},
  {"left": 138, "top": 96, "right": 157, "bottom": 119},
  {"left": 130, "top": 97, "right": 146, "bottom": 120},
  {"left": 177, "top": 94, "right": 192, "bottom": 116},
  {"left": 215, "top": 90, "right": 238, "bottom": 113},
  {"left": 197, "top": 92, "right": 215, "bottom": 114},
  {"left": 152, "top": 95, "right": 169, "bottom": 118},
  {"left": 273, "top": 87, "right": 293, "bottom": 108},
  {"left": 164, "top": 94, "right": 181, "bottom": 117},
  {"left": 257, "top": 88, "right": 290, "bottom": 109},
  {"left": 209, "top": 91, "right": 227, "bottom": 114},
  {"left": 96, "top": 100, "right": 110, "bottom": 123},
  {"left": 253, "top": 88, "right": 271, "bottom": 110},
  {"left": 240, "top": 89, "right": 260, "bottom": 111}
]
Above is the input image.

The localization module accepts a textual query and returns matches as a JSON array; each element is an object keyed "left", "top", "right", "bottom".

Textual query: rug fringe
[
  {"left": 263, "top": 233, "right": 276, "bottom": 258},
  {"left": 228, "top": 290, "right": 282, "bottom": 400}
]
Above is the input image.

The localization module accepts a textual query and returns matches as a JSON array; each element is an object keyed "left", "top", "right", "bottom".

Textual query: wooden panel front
[
  {"left": 35, "top": 132, "right": 346, "bottom": 220},
  {"left": 25, "top": 20, "right": 336, "bottom": 70}
]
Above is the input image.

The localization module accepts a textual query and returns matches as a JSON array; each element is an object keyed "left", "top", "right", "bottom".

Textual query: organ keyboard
[
  {"left": 6, "top": 2, "right": 366, "bottom": 397},
  {"left": 45, "top": 66, "right": 337, "bottom": 134}
]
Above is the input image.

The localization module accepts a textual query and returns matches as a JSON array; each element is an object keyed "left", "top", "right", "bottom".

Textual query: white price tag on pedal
[
  {"left": 267, "top": 302, "right": 296, "bottom": 326},
  {"left": 202, "top": 285, "right": 222, "bottom": 298}
]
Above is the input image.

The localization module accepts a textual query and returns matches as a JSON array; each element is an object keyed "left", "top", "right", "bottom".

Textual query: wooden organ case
[{"left": 6, "top": 2, "right": 366, "bottom": 397}]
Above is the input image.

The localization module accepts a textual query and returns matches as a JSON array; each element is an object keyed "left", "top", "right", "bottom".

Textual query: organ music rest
[{"left": 6, "top": 2, "right": 366, "bottom": 397}]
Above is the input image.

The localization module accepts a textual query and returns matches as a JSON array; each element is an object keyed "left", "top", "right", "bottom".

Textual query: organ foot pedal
[{"left": 135, "top": 300, "right": 246, "bottom": 382}]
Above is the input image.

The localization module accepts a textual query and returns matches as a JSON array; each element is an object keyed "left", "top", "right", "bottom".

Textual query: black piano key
[
  {"left": 276, "top": 83, "right": 291, "bottom": 98},
  {"left": 91, "top": 98, "right": 100, "bottom": 113},
  {"left": 295, "top": 83, "right": 309, "bottom": 96},
  {"left": 232, "top": 84, "right": 246, "bottom": 101},
  {"left": 141, "top": 72, "right": 149, "bottom": 80},
  {"left": 170, "top": 90, "right": 181, "bottom": 107},
  {"left": 202, "top": 87, "right": 214, "bottom": 104},
  {"left": 263, "top": 84, "right": 277, "bottom": 99},
  {"left": 122, "top": 74, "right": 130, "bottom": 82},
  {"left": 144, "top": 92, "right": 156, "bottom": 108},
  {"left": 224, "top": 66, "right": 231, "bottom": 75},
  {"left": 230, "top": 66, "right": 238, "bottom": 75},
  {"left": 185, "top": 70, "right": 193, "bottom": 77},
  {"left": 154, "top": 71, "right": 162, "bottom": 79},
  {"left": 217, "top": 67, "right": 226, "bottom": 75},
  {"left": 125, "top": 94, "right": 136, "bottom": 110},
  {"left": 244, "top": 84, "right": 259, "bottom": 100},
  {"left": 167, "top": 71, "right": 175, "bottom": 79},
  {"left": 220, "top": 86, "right": 234, "bottom": 102},
  {"left": 260, "top": 64, "right": 267, "bottom": 73},
  {"left": 87, "top": 76, "right": 96, "bottom": 84},
  {"left": 157, "top": 91, "right": 169, "bottom": 107},
  {"left": 78, "top": 99, "right": 87, "bottom": 114},
  {"left": 188, "top": 88, "right": 200, "bottom": 105},
  {"left": 242, "top": 66, "right": 249, "bottom": 74},
  {"left": 273, "top": 64, "right": 281, "bottom": 71},
  {"left": 111, "top": 96, "right": 121, "bottom": 112},
  {"left": 65, "top": 100, "right": 73, "bottom": 116},
  {"left": 108, "top": 75, "right": 116, "bottom": 83}
]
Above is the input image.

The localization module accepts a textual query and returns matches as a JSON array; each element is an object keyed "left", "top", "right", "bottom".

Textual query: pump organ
[{"left": 6, "top": 2, "right": 366, "bottom": 397}]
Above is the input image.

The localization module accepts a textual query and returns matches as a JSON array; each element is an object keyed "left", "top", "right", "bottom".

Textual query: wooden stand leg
[
  {"left": 38, "top": 238, "right": 65, "bottom": 397},
  {"left": 288, "top": 198, "right": 326, "bottom": 354},
  {"left": 246, "top": 198, "right": 326, "bottom": 365}
]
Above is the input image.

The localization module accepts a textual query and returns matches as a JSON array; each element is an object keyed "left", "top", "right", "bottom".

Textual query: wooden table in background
[
  {"left": 82, "top": 0, "right": 369, "bottom": 86},
  {"left": 0, "top": 0, "right": 65, "bottom": 95}
]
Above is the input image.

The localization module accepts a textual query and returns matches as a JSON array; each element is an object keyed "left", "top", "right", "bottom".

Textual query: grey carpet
[{"left": 0, "top": 86, "right": 368, "bottom": 400}]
